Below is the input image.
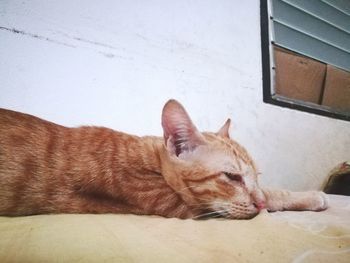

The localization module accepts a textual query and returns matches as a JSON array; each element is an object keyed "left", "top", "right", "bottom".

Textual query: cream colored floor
[{"left": 0, "top": 195, "right": 349, "bottom": 263}]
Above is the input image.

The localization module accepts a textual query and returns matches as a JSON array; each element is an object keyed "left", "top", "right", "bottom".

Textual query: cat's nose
[
  {"left": 251, "top": 188, "right": 266, "bottom": 211},
  {"left": 253, "top": 201, "right": 266, "bottom": 211}
]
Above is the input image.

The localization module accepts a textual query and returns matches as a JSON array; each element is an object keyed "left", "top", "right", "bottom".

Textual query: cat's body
[
  {"left": 0, "top": 108, "right": 191, "bottom": 218},
  {"left": 0, "top": 100, "right": 328, "bottom": 219}
]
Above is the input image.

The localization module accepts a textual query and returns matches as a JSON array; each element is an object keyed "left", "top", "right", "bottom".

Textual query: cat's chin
[
  {"left": 193, "top": 209, "right": 260, "bottom": 220},
  {"left": 193, "top": 211, "right": 226, "bottom": 220},
  {"left": 225, "top": 213, "right": 259, "bottom": 220}
]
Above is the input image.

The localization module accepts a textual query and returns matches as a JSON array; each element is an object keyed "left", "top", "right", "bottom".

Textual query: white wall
[{"left": 1, "top": 0, "right": 349, "bottom": 191}]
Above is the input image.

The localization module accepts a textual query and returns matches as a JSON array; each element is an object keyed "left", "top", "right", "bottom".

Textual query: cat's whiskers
[
  {"left": 170, "top": 184, "right": 234, "bottom": 214},
  {"left": 192, "top": 209, "right": 231, "bottom": 220}
]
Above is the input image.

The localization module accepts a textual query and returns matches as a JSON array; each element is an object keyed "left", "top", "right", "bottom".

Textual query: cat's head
[{"left": 159, "top": 100, "right": 265, "bottom": 219}]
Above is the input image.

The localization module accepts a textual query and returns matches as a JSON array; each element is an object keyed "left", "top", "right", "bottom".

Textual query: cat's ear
[
  {"left": 216, "top": 118, "right": 231, "bottom": 138},
  {"left": 161, "top": 100, "right": 205, "bottom": 156}
]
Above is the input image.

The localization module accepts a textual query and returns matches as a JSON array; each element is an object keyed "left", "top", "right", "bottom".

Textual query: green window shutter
[{"left": 271, "top": 0, "right": 350, "bottom": 71}]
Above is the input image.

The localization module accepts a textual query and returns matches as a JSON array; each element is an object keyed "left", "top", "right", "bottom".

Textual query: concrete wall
[{"left": 1, "top": 0, "right": 349, "bottom": 190}]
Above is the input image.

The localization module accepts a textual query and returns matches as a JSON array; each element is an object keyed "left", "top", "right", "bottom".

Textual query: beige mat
[{"left": 0, "top": 194, "right": 349, "bottom": 263}]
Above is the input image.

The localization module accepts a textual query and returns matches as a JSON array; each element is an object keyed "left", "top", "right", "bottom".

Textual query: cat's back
[
  {"left": 0, "top": 108, "right": 65, "bottom": 153},
  {"left": 0, "top": 108, "right": 151, "bottom": 176},
  {"left": 0, "top": 108, "right": 63, "bottom": 131}
]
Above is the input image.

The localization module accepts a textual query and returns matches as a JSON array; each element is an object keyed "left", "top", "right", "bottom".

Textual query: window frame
[{"left": 260, "top": 0, "right": 350, "bottom": 122}]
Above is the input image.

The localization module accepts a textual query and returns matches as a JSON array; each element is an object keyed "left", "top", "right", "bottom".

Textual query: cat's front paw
[{"left": 309, "top": 191, "right": 329, "bottom": 211}]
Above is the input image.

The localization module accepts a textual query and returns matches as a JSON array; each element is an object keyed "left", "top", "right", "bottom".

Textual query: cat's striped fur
[{"left": 0, "top": 100, "right": 328, "bottom": 219}]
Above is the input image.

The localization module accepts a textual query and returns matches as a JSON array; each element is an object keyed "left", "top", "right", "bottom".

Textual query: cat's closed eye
[{"left": 223, "top": 172, "right": 242, "bottom": 183}]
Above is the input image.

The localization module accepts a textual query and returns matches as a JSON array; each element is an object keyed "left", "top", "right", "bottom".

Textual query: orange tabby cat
[{"left": 0, "top": 100, "right": 328, "bottom": 219}]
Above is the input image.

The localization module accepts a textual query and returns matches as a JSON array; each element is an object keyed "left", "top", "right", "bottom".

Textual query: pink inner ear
[{"left": 161, "top": 100, "right": 204, "bottom": 156}]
